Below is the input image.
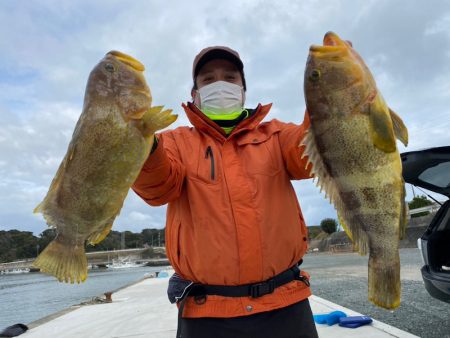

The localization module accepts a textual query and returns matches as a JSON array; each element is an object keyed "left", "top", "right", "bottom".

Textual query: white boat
[
  {"left": 106, "top": 258, "right": 143, "bottom": 269},
  {"left": 0, "top": 268, "right": 31, "bottom": 275}
]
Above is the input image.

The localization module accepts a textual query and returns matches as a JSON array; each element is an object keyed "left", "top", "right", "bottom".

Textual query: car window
[{"left": 418, "top": 162, "right": 450, "bottom": 189}]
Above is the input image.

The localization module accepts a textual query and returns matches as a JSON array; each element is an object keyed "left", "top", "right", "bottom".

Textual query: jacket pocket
[
  {"left": 194, "top": 145, "right": 222, "bottom": 184},
  {"left": 237, "top": 134, "right": 281, "bottom": 176}
]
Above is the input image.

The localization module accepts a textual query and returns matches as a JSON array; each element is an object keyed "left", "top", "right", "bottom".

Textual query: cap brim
[{"left": 193, "top": 49, "right": 243, "bottom": 78}]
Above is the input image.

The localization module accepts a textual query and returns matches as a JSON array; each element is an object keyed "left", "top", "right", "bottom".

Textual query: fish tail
[
  {"left": 33, "top": 237, "right": 87, "bottom": 284},
  {"left": 368, "top": 253, "right": 401, "bottom": 309}
]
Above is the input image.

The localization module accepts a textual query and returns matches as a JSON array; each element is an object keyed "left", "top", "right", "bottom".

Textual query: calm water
[{"left": 0, "top": 265, "right": 169, "bottom": 330}]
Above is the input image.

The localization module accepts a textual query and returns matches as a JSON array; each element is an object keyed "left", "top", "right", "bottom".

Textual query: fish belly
[
  {"left": 33, "top": 105, "right": 151, "bottom": 283},
  {"left": 308, "top": 114, "right": 403, "bottom": 309}
]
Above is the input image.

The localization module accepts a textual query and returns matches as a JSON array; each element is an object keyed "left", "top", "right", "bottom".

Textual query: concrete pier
[{"left": 21, "top": 271, "right": 419, "bottom": 338}]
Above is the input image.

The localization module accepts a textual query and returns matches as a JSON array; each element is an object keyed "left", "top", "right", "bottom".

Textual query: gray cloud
[{"left": 1, "top": 0, "right": 449, "bottom": 235}]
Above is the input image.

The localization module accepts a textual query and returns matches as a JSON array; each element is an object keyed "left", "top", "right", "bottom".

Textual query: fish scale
[
  {"left": 303, "top": 32, "right": 408, "bottom": 309},
  {"left": 33, "top": 51, "right": 177, "bottom": 283}
]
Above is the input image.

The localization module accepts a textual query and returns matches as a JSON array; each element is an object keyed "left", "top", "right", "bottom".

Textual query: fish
[
  {"left": 302, "top": 32, "right": 409, "bottom": 309},
  {"left": 33, "top": 51, "right": 177, "bottom": 283}
]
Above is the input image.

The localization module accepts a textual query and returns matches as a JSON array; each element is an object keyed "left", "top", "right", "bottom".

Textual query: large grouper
[
  {"left": 302, "top": 32, "right": 409, "bottom": 309},
  {"left": 33, "top": 51, "right": 177, "bottom": 283}
]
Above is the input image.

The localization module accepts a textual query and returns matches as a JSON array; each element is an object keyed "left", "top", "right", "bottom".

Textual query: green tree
[
  {"left": 307, "top": 225, "right": 322, "bottom": 240},
  {"left": 141, "top": 228, "right": 158, "bottom": 246},
  {"left": 124, "top": 231, "right": 142, "bottom": 248},
  {"left": 0, "top": 230, "right": 39, "bottom": 262},
  {"left": 408, "top": 195, "right": 433, "bottom": 218},
  {"left": 0, "top": 231, "right": 15, "bottom": 262},
  {"left": 320, "top": 218, "right": 337, "bottom": 234}
]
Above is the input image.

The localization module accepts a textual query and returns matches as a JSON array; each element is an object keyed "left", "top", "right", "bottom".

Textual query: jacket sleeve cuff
[{"left": 142, "top": 137, "right": 169, "bottom": 172}]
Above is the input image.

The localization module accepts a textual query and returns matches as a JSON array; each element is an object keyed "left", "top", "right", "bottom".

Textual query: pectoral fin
[
  {"left": 389, "top": 108, "right": 408, "bottom": 147},
  {"left": 368, "top": 95, "right": 397, "bottom": 153},
  {"left": 141, "top": 105, "right": 177, "bottom": 137},
  {"left": 337, "top": 212, "right": 368, "bottom": 255},
  {"left": 338, "top": 213, "right": 353, "bottom": 241}
]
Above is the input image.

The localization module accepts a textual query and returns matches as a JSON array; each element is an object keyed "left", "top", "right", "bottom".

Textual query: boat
[
  {"left": 106, "top": 258, "right": 143, "bottom": 269},
  {"left": 0, "top": 268, "right": 31, "bottom": 275}
]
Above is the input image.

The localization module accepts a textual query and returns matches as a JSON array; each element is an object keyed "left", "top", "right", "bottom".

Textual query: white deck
[{"left": 22, "top": 273, "right": 419, "bottom": 338}]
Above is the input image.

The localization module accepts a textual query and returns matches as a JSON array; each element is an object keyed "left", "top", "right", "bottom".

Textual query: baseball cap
[{"left": 192, "top": 46, "right": 246, "bottom": 90}]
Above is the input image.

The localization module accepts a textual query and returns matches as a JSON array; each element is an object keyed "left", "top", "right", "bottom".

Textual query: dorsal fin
[{"left": 300, "top": 129, "right": 369, "bottom": 255}]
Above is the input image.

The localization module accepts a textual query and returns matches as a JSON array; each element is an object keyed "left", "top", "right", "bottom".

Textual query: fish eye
[
  {"left": 104, "top": 63, "right": 116, "bottom": 72},
  {"left": 309, "top": 69, "right": 321, "bottom": 82}
]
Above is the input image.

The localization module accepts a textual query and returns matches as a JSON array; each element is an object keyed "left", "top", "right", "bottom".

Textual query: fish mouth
[
  {"left": 323, "top": 31, "right": 346, "bottom": 46},
  {"left": 106, "top": 51, "right": 145, "bottom": 71},
  {"left": 309, "top": 31, "right": 349, "bottom": 58}
]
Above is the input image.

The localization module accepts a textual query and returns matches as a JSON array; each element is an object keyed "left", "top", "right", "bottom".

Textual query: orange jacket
[{"left": 132, "top": 102, "right": 313, "bottom": 318}]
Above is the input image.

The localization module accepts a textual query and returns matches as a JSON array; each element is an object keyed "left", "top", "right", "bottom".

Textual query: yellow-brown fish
[
  {"left": 33, "top": 51, "right": 177, "bottom": 283},
  {"left": 302, "top": 32, "right": 409, "bottom": 309}
]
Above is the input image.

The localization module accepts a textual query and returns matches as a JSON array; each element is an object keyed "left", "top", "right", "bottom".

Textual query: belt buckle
[{"left": 250, "top": 279, "right": 275, "bottom": 298}]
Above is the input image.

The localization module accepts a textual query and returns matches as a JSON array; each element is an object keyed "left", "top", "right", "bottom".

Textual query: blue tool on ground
[
  {"left": 313, "top": 311, "right": 347, "bottom": 325},
  {"left": 338, "top": 316, "right": 373, "bottom": 328},
  {"left": 157, "top": 271, "right": 169, "bottom": 278}
]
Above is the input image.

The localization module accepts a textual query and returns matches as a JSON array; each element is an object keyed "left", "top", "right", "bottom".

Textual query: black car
[{"left": 401, "top": 146, "right": 450, "bottom": 303}]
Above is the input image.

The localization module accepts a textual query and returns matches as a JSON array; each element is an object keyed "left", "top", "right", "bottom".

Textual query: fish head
[
  {"left": 85, "top": 51, "right": 152, "bottom": 120},
  {"left": 304, "top": 31, "right": 375, "bottom": 121}
]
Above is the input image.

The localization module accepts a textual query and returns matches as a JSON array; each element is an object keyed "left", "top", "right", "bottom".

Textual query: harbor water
[
  {"left": 1, "top": 249, "right": 449, "bottom": 337},
  {"left": 0, "top": 265, "right": 169, "bottom": 330}
]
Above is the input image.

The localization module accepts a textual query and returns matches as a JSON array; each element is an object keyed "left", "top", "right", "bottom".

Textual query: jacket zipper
[{"left": 205, "top": 146, "right": 215, "bottom": 180}]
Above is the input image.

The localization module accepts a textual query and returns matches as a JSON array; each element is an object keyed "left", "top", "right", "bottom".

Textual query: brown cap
[{"left": 192, "top": 46, "right": 246, "bottom": 90}]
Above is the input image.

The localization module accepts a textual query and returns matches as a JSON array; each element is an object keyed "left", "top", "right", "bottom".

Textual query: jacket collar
[{"left": 182, "top": 102, "right": 273, "bottom": 142}]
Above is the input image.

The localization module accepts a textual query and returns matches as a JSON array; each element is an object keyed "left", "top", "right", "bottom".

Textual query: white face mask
[{"left": 195, "top": 81, "right": 245, "bottom": 115}]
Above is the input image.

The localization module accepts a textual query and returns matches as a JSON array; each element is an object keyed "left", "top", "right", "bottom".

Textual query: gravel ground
[{"left": 302, "top": 248, "right": 450, "bottom": 338}]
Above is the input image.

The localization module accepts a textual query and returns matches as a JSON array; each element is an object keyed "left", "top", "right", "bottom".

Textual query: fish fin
[
  {"left": 34, "top": 139, "right": 77, "bottom": 215},
  {"left": 389, "top": 108, "right": 408, "bottom": 147},
  {"left": 337, "top": 213, "right": 353, "bottom": 241},
  {"left": 368, "top": 94, "right": 397, "bottom": 153},
  {"left": 33, "top": 201, "right": 44, "bottom": 214},
  {"left": 338, "top": 213, "right": 361, "bottom": 253},
  {"left": 87, "top": 222, "right": 113, "bottom": 245},
  {"left": 368, "top": 252, "right": 401, "bottom": 309},
  {"left": 301, "top": 130, "right": 340, "bottom": 204},
  {"left": 301, "top": 130, "right": 369, "bottom": 255},
  {"left": 139, "top": 105, "right": 177, "bottom": 137},
  {"left": 33, "top": 236, "right": 87, "bottom": 284}
]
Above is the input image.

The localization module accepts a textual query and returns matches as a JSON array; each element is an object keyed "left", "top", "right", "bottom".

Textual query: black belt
[
  {"left": 175, "top": 263, "right": 309, "bottom": 338},
  {"left": 188, "top": 264, "right": 309, "bottom": 299}
]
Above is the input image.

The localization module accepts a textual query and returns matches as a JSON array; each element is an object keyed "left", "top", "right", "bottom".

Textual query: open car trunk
[
  {"left": 401, "top": 146, "right": 450, "bottom": 274},
  {"left": 425, "top": 200, "right": 450, "bottom": 273}
]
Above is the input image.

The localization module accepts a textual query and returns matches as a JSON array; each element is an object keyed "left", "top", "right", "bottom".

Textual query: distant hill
[{"left": 307, "top": 225, "right": 322, "bottom": 240}]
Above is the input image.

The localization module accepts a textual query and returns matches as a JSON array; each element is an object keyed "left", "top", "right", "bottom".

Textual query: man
[{"left": 132, "top": 46, "right": 319, "bottom": 338}]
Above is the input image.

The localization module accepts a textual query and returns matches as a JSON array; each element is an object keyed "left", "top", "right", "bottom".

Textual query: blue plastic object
[
  {"left": 313, "top": 311, "right": 347, "bottom": 325},
  {"left": 158, "top": 271, "right": 169, "bottom": 278},
  {"left": 338, "top": 316, "right": 373, "bottom": 328}
]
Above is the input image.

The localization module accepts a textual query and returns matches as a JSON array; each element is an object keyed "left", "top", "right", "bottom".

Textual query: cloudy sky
[{"left": 1, "top": 0, "right": 449, "bottom": 235}]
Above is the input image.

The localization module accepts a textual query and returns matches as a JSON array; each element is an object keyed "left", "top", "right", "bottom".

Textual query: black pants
[{"left": 179, "top": 299, "right": 319, "bottom": 338}]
